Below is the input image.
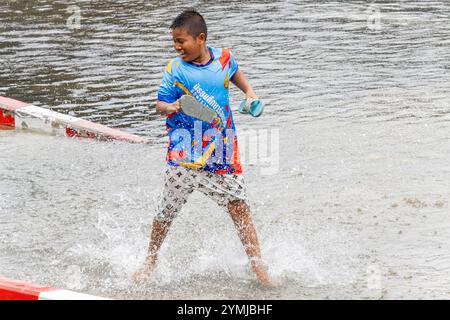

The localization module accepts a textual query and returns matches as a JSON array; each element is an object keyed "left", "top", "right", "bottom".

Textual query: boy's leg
[
  {"left": 132, "top": 219, "right": 172, "bottom": 283},
  {"left": 227, "top": 199, "right": 272, "bottom": 285},
  {"left": 133, "top": 166, "right": 194, "bottom": 283},
  {"left": 194, "top": 170, "right": 272, "bottom": 285}
]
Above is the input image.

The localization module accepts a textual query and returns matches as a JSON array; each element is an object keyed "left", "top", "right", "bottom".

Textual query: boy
[{"left": 133, "top": 9, "right": 272, "bottom": 286}]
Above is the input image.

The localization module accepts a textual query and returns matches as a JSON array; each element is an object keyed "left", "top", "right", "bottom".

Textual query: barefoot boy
[{"left": 133, "top": 9, "right": 271, "bottom": 285}]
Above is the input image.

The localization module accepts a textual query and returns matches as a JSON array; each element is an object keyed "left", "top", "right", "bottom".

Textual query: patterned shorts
[{"left": 155, "top": 165, "right": 249, "bottom": 221}]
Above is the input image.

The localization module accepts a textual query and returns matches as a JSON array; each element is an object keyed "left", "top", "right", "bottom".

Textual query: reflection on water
[{"left": 1, "top": 0, "right": 450, "bottom": 299}]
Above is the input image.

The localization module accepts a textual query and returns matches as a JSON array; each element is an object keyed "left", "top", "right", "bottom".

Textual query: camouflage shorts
[{"left": 155, "top": 165, "right": 249, "bottom": 221}]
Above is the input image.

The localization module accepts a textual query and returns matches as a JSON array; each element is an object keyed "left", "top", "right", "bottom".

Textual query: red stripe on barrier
[
  {"left": 72, "top": 119, "right": 148, "bottom": 143},
  {"left": 0, "top": 96, "right": 30, "bottom": 110},
  {"left": 0, "top": 277, "right": 56, "bottom": 300},
  {"left": 0, "top": 108, "right": 15, "bottom": 128},
  {"left": 65, "top": 127, "right": 78, "bottom": 138},
  {"left": 65, "top": 126, "right": 97, "bottom": 139}
]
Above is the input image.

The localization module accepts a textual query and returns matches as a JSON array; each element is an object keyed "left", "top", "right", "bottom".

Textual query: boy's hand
[
  {"left": 166, "top": 100, "right": 181, "bottom": 114},
  {"left": 156, "top": 100, "right": 180, "bottom": 116}
]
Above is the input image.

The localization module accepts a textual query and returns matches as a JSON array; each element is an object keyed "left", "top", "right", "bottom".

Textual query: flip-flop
[
  {"left": 179, "top": 95, "right": 216, "bottom": 123},
  {"left": 238, "top": 98, "right": 264, "bottom": 117}
]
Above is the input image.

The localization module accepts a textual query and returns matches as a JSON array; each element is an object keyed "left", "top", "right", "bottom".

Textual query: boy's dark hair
[{"left": 170, "top": 9, "right": 207, "bottom": 40}]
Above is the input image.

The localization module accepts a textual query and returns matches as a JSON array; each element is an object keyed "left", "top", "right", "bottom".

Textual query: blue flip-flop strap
[
  {"left": 238, "top": 99, "right": 249, "bottom": 114},
  {"left": 250, "top": 100, "right": 264, "bottom": 117}
]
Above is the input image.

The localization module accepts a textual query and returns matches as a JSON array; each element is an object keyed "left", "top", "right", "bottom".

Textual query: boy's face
[{"left": 172, "top": 27, "right": 206, "bottom": 62}]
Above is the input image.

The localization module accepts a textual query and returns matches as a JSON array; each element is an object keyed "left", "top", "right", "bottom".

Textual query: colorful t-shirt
[{"left": 157, "top": 46, "right": 242, "bottom": 175}]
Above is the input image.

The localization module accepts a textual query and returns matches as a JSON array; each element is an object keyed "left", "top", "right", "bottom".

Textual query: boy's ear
[{"left": 197, "top": 33, "right": 207, "bottom": 43}]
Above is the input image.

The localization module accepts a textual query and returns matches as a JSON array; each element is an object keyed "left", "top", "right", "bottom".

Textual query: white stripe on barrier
[
  {"left": 18, "top": 104, "right": 80, "bottom": 124},
  {"left": 14, "top": 104, "right": 75, "bottom": 136}
]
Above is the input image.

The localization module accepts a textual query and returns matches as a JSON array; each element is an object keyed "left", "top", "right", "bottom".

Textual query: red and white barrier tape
[
  {"left": 0, "top": 276, "right": 109, "bottom": 300},
  {"left": 0, "top": 96, "right": 149, "bottom": 144}
]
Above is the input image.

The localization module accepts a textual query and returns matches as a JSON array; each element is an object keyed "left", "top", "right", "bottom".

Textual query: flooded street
[{"left": 1, "top": 0, "right": 450, "bottom": 299}]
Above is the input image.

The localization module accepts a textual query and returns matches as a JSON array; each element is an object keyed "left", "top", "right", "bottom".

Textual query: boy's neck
[{"left": 191, "top": 46, "right": 211, "bottom": 65}]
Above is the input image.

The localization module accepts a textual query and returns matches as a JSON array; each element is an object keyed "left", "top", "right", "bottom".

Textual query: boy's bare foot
[
  {"left": 252, "top": 264, "right": 277, "bottom": 287},
  {"left": 132, "top": 263, "right": 154, "bottom": 284}
]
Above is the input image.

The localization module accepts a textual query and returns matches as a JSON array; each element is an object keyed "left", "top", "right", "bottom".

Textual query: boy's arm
[
  {"left": 231, "top": 69, "right": 258, "bottom": 100},
  {"left": 156, "top": 100, "right": 180, "bottom": 116}
]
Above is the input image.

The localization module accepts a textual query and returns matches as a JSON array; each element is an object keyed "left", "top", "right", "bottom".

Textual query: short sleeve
[
  {"left": 229, "top": 50, "right": 239, "bottom": 79},
  {"left": 157, "top": 60, "right": 178, "bottom": 103}
]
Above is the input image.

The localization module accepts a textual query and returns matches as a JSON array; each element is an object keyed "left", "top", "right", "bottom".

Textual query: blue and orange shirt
[{"left": 157, "top": 46, "right": 242, "bottom": 174}]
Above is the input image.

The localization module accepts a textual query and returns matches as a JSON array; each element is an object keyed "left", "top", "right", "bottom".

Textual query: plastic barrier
[
  {"left": 0, "top": 276, "right": 109, "bottom": 300},
  {"left": 0, "top": 96, "right": 149, "bottom": 144}
]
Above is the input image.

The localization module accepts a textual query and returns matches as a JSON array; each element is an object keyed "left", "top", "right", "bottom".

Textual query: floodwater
[{"left": 1, "top": 0, "right": 450, "bottom": 299}]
